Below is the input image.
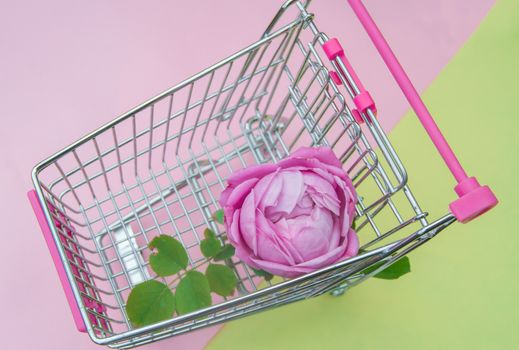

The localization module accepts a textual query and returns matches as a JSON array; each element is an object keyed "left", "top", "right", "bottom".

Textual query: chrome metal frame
[{"left": 31, "top": 1, "right": 455, "bottom": 348}]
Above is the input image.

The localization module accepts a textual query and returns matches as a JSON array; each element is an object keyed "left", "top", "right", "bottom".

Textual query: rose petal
[
  {"left": 303, "top": 171, "right": 341, "bottom": 216},
  {"left": 256, "top": 234, "right": 294, "bottom": 265},
  {"left": 225, "top": 177, "right": 259, "bottom": 208},
  {"left": 255, "top": 210, "right": 295, "bottom": 265},
  {"left": 289, "top": 146, "right": 343, "bottom": 168},
  {"left": 219, "top": 186, "right": 233, "bottom": 207},
  {"left": 342, "top": 228, "right": 359, "bottom": 258},
  {"left": 223, "top": 205, "right": 236, "bottom": 231},
  {"left": 309, "top": 167, "right": 337, "bottom": 185},
  {"left": 278, "top": 157, "right": 346, "bottom": 181},
  {"left": 252, "top": 229, "right": 359, "bottom": 278},
  {"left": 334, "top": 175, "right": 357, "bottom": 235},
  {"left": 328, "top": 216, "right": 341, "bottom": 249},
  {"left": 334, "top": 175, "right": 357, "bottom": 205},
  {"left": 227, "top": 209, "right": 243, "bottom": 246},
  {"left": 250, "top": 257, "right": 314, "bottom": 278},
  {"left": 268, "top": 170, "right": 304, "bottom": 216},
  {"left": 234, "top": 246, "right": 258, "bottom": 269},
  {"left": 228, "top": 163, "right": 277, "bottom": 186},
  {"left": 303, "top": 171, "right": 338, "bottom": 196},
  {"left": 289, "top": 207, "right": 335, "bottom": 261},
  {"left": 286, "top": 202, "right": 313, "bottom": 218},
  {"left": 239, "top": 191, "right": 258, "bottom": 254},
  {"left": 267, "top": 216, "right": 306, "bottom": 264},
  {"left": 291, "top": 227, "right": 331, "bottom": 261},
  {"left": 254, "top": 170, "right": 282, "bottom": 210},
  {"left": 296, "top": 240, "right": 347, "bottom": 269}
]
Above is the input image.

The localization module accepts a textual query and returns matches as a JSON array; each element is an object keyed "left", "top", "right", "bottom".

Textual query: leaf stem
[{"left": 168, "top": 258, "right": 212, "bottom": 287}]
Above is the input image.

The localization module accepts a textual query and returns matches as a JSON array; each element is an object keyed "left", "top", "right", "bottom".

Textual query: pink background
[{"left": 0, "top": 1, "right": 493, "bottom": 349}]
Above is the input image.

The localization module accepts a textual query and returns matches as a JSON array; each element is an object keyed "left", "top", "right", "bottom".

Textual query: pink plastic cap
[
  {"left": 322, "top": 38, "right": 344, "bottom": 60},
  {"left": 351, "top": 109, "right": 364, "bottom": 123},
  {"left": 328, "top": 70, "right": 342, "bottom": 85},
  {"left": 353, "top": 90, "right": 377, "bottom": 116},
  {"left": 449, "top": 177, "right": 498, "bottom": 223}
]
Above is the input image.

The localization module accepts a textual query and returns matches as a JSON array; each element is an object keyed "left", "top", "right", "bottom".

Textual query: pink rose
[{"left": 219, "top": 147, "right": 359, "bottom": 278}]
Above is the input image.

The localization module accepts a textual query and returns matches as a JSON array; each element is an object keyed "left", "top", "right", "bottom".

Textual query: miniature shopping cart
[{"left": 28, "top": 1, "right": 497, "bottom": 348}]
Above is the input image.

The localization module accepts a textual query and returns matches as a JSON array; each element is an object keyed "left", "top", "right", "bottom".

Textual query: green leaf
[
  {"left": 213, "top": 209, "right": 225, "bottom": 224},
  {"left": 126, "top": 280, "right": 175, "bottom": 328},
  {"left": 200, "top": 228, "right": 222, "bottom": 258},
  {"left": 206, "top": 264, "right": 238, "bottom": 297},
  {"left": 213, "top": 244, "right": 235, "bottom": 261},
  {"left": 363, "top": 256, "right": 411, "bottom": 280},
  {"left": 252, "top": 268, "right": 274, "bottom": 281},
  {"left": 149, "top": 235, "right": 188, "bottom": 277},
  {"left": 352, "top": 220, "right": 357, "bottom": 231},
  {"left": 176, "top": 271, "right": 212, "bottom": 315},
  {"left": 203, "top": 228, "right": 216, "bottom": 240}
]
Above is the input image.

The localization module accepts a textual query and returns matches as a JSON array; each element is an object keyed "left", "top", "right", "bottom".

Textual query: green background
[{"left": 207, "top": 1, "right": 519, "bottom": 349}]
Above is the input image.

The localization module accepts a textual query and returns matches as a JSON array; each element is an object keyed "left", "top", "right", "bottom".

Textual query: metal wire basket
[{"left": 28, "top": 1, "right": 497, "bottom": 348}]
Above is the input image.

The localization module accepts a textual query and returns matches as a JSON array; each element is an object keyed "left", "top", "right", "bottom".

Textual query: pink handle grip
[
  {"left": 322, "top": 38, "right": 366, "bottom": 92},
  {"left": 347, "top": 0, "right": 497, "bottom": 222},
  {"left": 28, "top": 190, "right": 87, "bottom": 332},
  {"left": 322, "top": 37, "right": 377, "bottom": 123}
]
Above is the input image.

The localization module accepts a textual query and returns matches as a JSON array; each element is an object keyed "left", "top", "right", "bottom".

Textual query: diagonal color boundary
[{"left": 205, "top": 1, "right": 518, "bottom": 349}]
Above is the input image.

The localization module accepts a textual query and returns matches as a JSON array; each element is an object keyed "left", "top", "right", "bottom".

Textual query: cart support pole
[{"left": 346, "top": 0, "right": 497, "bottom": 223}]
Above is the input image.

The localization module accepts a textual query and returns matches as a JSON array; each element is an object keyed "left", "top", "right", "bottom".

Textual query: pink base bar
[{"left": 27, "top": 190, "right": 87, "bottom": 333}]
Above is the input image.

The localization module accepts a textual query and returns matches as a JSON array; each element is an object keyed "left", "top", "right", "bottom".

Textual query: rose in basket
[
  {"left": 220, "top": 147, "right": 359, "bottom": 278},
  {"left": 126, "top": 147, "right": 411, "bottom": 328}
]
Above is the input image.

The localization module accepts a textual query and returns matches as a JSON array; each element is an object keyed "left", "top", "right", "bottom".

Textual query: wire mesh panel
[{"left": 31, "top": 1, "right": 455, "bottom": 348}]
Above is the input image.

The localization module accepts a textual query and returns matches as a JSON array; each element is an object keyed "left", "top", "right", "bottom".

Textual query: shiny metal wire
[{"left": 31, "top": 1, "right": 454, "bottom": 348}]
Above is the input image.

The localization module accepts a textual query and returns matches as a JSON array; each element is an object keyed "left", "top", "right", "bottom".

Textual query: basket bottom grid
[{"left": 83, "top": 117, "right": 293, "bottom": 334}]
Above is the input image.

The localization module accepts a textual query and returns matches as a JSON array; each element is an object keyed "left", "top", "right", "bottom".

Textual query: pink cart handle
[
  {"left": 346, "top": 0, "right": 497, "bottom": 222},
  {"left": 27, "top": 190, "right": 87, "bottom": 332}
]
